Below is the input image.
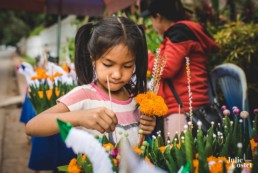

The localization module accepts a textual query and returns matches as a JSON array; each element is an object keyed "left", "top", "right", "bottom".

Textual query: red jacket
[{"left": 148, "top": 21, "right": 219, "bottom": 114}]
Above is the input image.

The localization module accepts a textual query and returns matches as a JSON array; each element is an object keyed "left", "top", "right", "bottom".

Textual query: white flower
[{"left": 240, "top": 111, "right": 249, "bottom": 119}]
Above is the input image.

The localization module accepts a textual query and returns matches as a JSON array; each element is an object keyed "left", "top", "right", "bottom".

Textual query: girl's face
[{"left": 94, "top": 43, "right": 135, "bottom": 93}]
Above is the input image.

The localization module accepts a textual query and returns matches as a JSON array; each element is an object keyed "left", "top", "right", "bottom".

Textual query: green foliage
[
  {"left": 143, "top": 18, "right": 162, "bottom": 52},
  {"left": 211, "top": 18, "right": 258, "bottom": 70},
  {"left": 57, "top": 165, "right": 68, "bottom": 172},
  {"left": 29, "top": 81, "right": 76, "bottom": 114},
  {"left": 0, "top": 10, "right": 56, "bottom": 45},
  {"left": 29, "top": 25, "right": 44, "bottom": 36},
  {"left": 20, "top": 54, "right": 35, "bottom": 66}
]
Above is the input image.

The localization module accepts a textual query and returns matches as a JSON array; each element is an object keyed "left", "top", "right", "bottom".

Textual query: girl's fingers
[
  {"left": 103, "top": 107, "right": 118, "bottom": 124},
  {"left": 95, "top": 124, "right": 105, "bottom": 134},
  {"left": 97, "top": 118, "right": 111, "bottom": 132},
  {"left": 140, "top": 125, "right": 154, "bottom": 135},
  {"left": 140, "top": 115, "right": 156, "bottom": 121},
  {"left": 99, "top": 113, "right": 116, "bottom": 131},
  {"left": 140, "top": 118, "right": 156, "bottom": 126}
]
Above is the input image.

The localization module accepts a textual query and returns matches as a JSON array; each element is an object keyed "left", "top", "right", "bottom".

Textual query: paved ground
[{"left": 0, "top": 49, "right": 52, "bottom": 173}]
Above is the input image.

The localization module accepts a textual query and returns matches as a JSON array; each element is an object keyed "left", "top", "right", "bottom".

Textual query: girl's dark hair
[{"left": 75, "top": 16, "right": 148, "bottom": 95}]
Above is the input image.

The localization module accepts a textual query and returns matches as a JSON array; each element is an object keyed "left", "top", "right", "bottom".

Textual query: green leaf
[
  {"left": 164, "top": 146, "right": 177, "bottom": 172},
  {"left": 57, "top": 165, "right": 68, "bottom": 172}
]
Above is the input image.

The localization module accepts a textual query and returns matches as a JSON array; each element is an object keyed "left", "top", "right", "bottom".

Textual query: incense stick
[
  {"left": 179, "top": 104, "right": 181, "bottom": 137},
  {"left": 106, "top": 75, "right": 117, "bottom": 143},
  {"left": 106, "top": 76, "right": 113, "bottom": 110}
]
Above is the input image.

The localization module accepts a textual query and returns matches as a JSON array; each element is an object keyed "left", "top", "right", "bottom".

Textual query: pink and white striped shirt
[{"left": 58, "top": 83, "right": 140, "bottom": 146}]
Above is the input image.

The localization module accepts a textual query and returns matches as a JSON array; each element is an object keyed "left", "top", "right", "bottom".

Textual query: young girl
[{"left": 26, "top": 16, "right": 156, "bottom": 146}]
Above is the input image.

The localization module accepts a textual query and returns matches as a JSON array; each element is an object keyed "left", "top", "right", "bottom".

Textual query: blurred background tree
[{"left": 0, "top": 10, "right": 58, "bottom": 45}]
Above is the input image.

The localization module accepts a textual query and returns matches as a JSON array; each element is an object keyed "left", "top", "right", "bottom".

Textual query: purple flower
[
  {"left": 109, "top": 148, "right": 119, "bottom": 158},
  {"left": 233, "top": 108, "right": 240, "bottom": 116},
  {"left": 254, "top": 138, "right": 258, "bottom": 143},
  {"left": 223, "top": 109, "right": 230, "bottom": 116},
  {"left": 221, "top": 105, "right": 227, "bottom": 111},
  {"left": 232, "top": 106, "right": 238, "bottom": 110},
  {"left": 253, "top": 109, "right": 258, "bottom": 116}
]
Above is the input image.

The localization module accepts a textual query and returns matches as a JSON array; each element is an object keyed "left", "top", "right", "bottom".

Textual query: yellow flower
[
  {"left": 55, "top": 88, "right": 60, "bottom": 97},
  {"left": 82, "top": 154, "right": 87, "bottom": 161},
  {"left": 38, "top": 91, "right": 43, "bottom": 99},
  {"left": 67, "top": 158, "right": 81, "bottom": 173},
  {"left": 146, "top": 70, "right": 152, "bottom": 78},
  {"left": 113, "top": 158, "right": 118, "bottom": 166},
  {"left": 176, "top": 143, "right": 181, "bottom": 149},
  {"left": 46, "top": 89, "right": 52, "bottom": 100}
]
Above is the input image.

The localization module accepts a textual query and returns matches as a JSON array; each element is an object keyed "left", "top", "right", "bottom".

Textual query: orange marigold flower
[
  {"left": 31, "top": 76, "right": 37, "bottom": 81},
  {"left": 145, "top": 156, "right": 151, "bottom": 163},
  {"left": 152, "top": 101, "right": 168, "bottom": 116},
  {"left": 159, "top": 146, "right": 166, "bottom": 154},
  {"left": 135, "top": 91, "right": 168, "bottom": 116},
  {"left": 210, "top": 161, "right": 223, "bottom": 173},
  {"left": 53, "top": 72, "right": 63, "bottom": 77},
  {"left": 139, "top": 99, "right": 154, "bottom": 115},
  {"left": 49, "top": 75, "right": 55, "bottom": 82},
  {"left": 68, "top": 158, "right": 81, "bottom": 173},
  {"left": 135, "top": 93, "right": 147, "bottom": 104},
  {"left": 193, "top": 159, "right": 199, "bottom": 173},
  {"left": 145, "top": 156, "right": 155, "bottom": 168},
  {"left": 250, "top": 139, "right": 258, "bottom": 157},
  {"left": 132, "top": 146, "right": 142, "bottom": 155},
  {"left": 63, "top": 65, "right": 70, "bottom": 73},
  {"left": 103, "top": 143, "right": 114, "bottom": 151},
  {"left": 146, "top": 91, "right": 156, "bottom": 100}
]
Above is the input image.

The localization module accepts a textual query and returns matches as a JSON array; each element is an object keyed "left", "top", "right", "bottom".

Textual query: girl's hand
[
  {"left": 139, "top": 114, "right": 156, "bottom": 135},
  {"left": 79, "top": 107, "right": 118, "bottom": 134}
]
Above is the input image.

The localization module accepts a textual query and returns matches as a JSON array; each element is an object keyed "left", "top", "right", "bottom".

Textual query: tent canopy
[{"left": 0, "top": 0, "right": 135, "bottom": 16}]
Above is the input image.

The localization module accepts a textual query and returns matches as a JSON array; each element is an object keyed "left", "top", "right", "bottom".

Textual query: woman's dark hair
[
  {"left": 75, "top": 16, "right": 148, "bottom": 96},
  {"left": 149, "top": 0, "right": 192, "bottom": 22}
]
